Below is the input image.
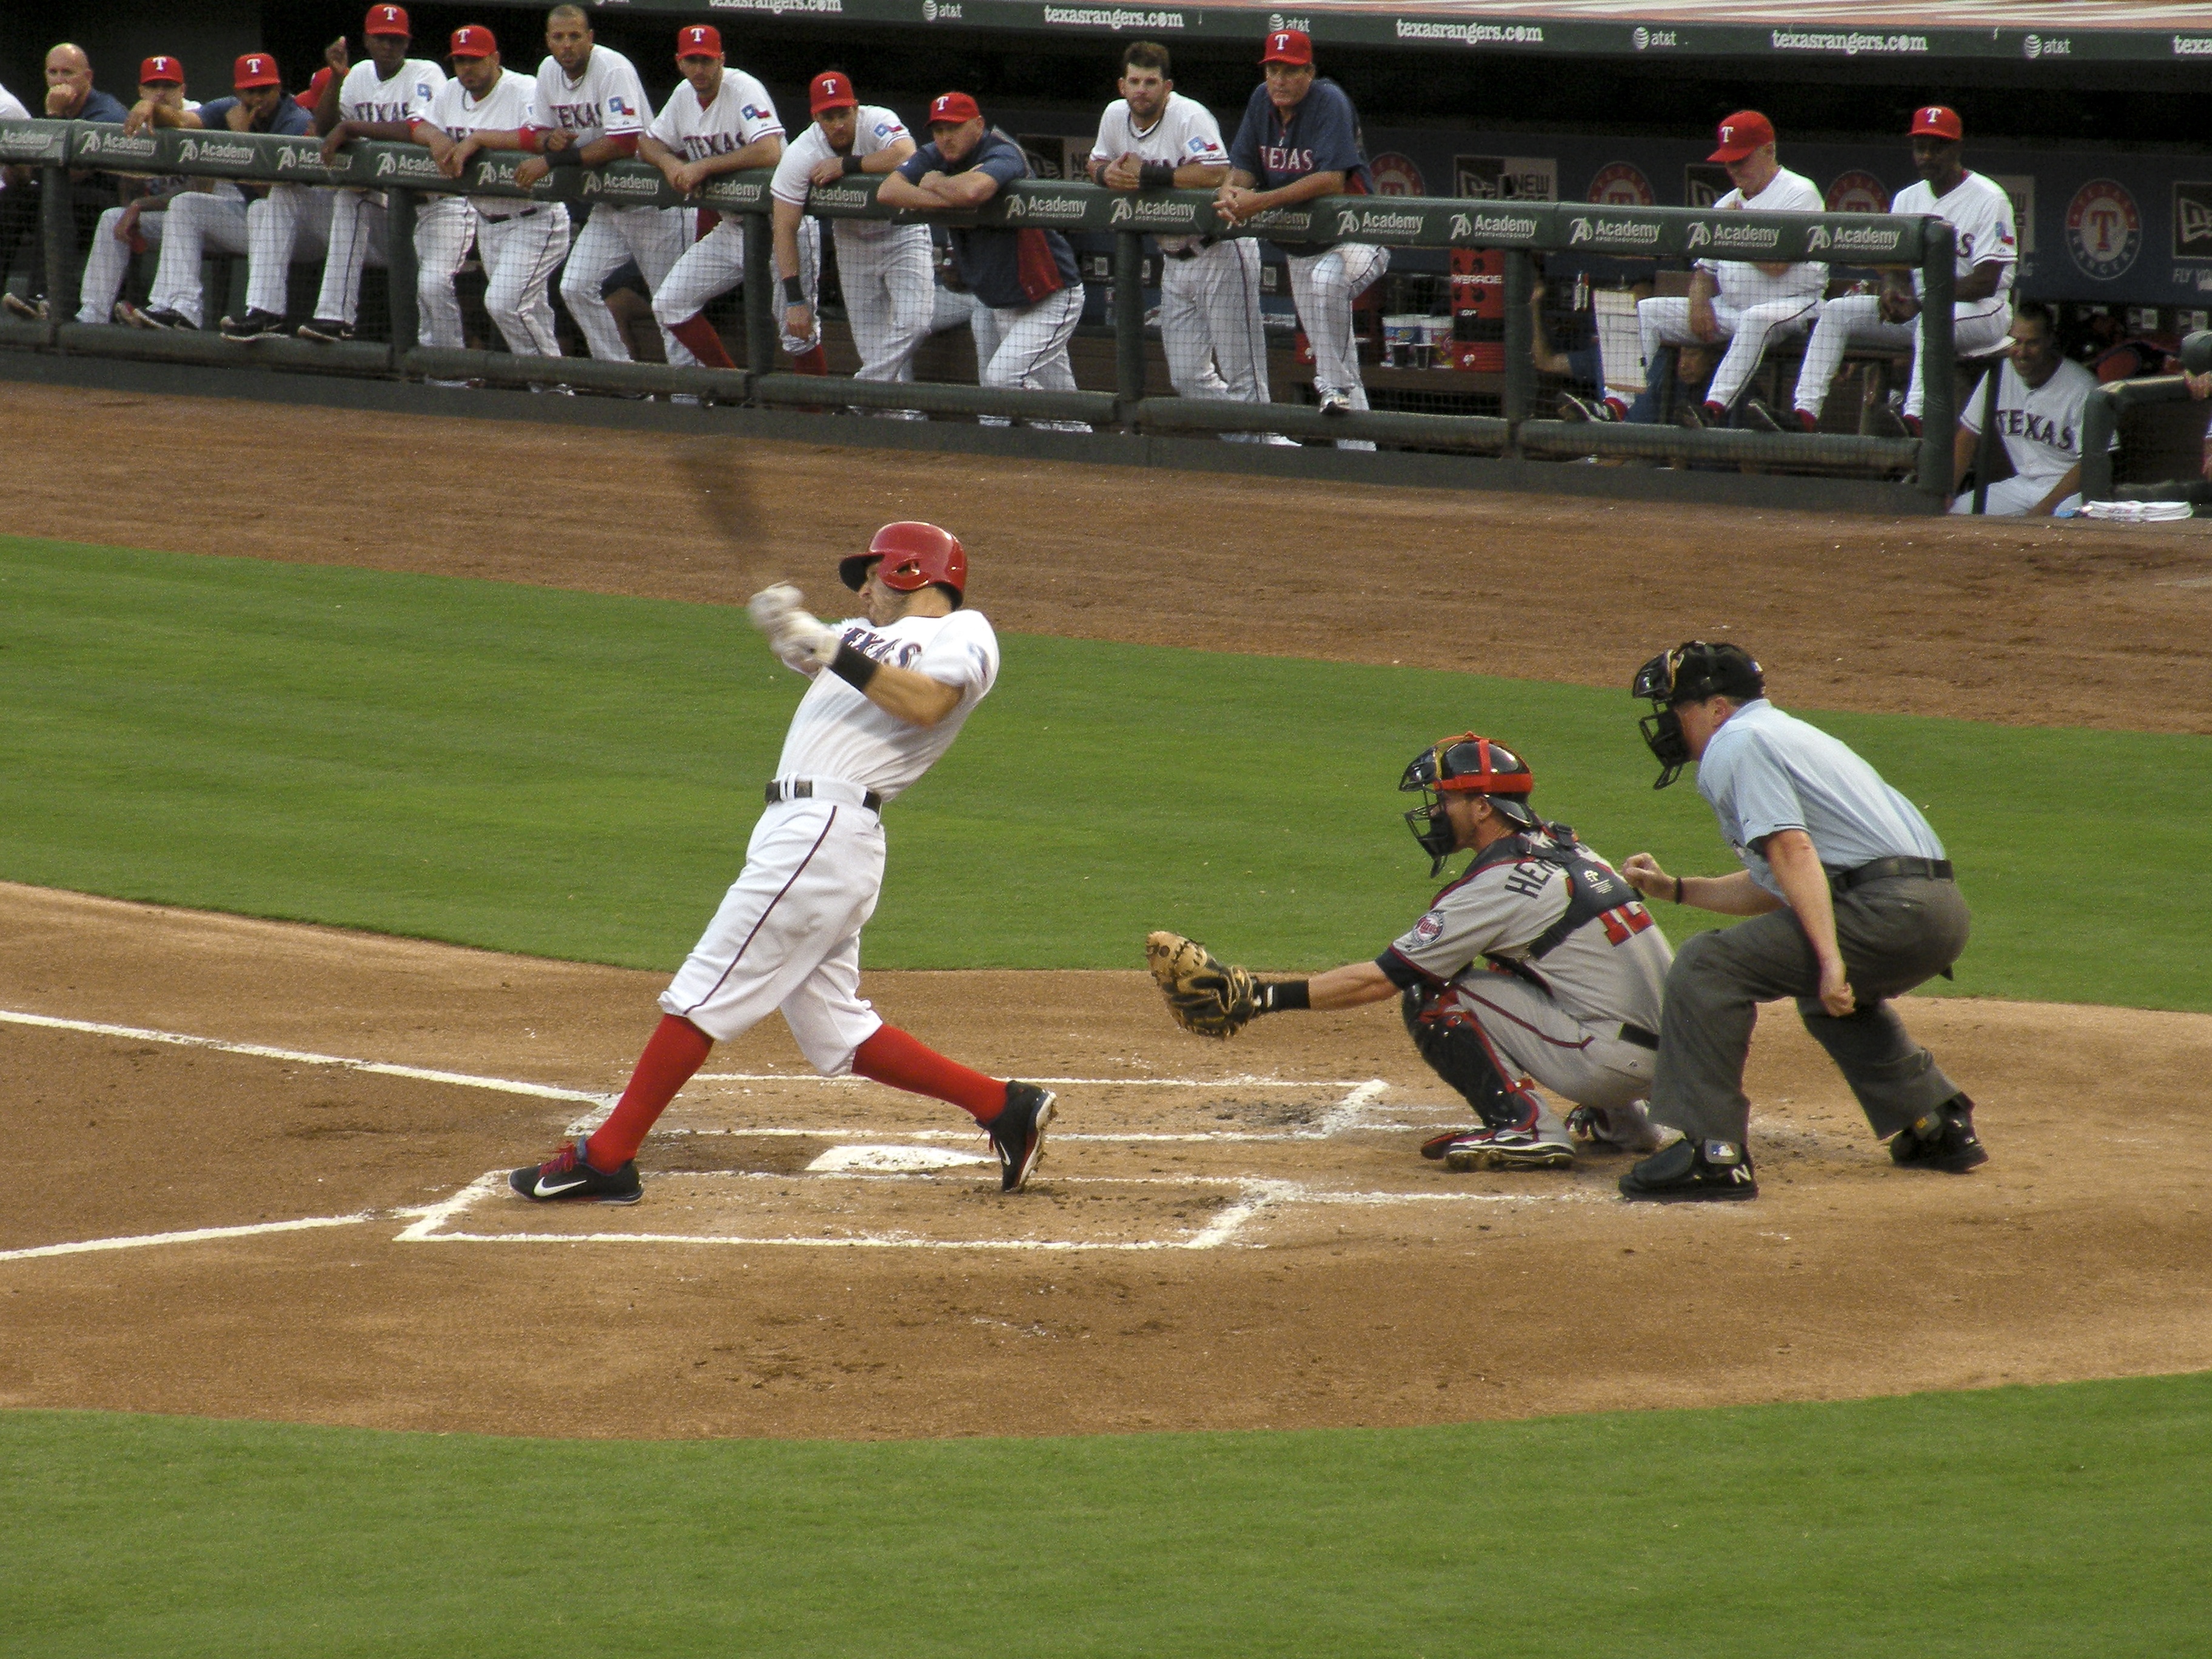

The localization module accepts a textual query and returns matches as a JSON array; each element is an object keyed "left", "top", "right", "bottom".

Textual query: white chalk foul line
[
  {"left": 0, "top": 1212, "right": 377, "bottom": 1263},
  {"left": 693, "top": 1073, "right": 1379, "bottom": 1087}
]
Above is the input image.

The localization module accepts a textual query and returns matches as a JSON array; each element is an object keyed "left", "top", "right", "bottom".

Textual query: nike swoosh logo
[{"left": 532, "top": 1175, "right": 588, "bottom": 1198}]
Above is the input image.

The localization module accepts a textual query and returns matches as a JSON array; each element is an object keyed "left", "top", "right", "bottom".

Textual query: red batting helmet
[{"left": 840, "top": 521, "right": 967, "bottom": 606}]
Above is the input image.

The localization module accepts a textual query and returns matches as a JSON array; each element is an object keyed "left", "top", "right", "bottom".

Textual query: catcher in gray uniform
[{"left": 1148, "top": 732, "right": 1672, "bottom": 1170}]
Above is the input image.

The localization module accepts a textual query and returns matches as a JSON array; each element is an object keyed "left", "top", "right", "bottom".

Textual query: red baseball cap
[
  {"left": 811, "top": 72, "right": 858, "bottom": 114},
  {"left": 234, "top": 53, "right": 283, "bottom": 90},
  {"left": 449, "top": 25, "right": 497, "bottom": 59},
  {"left": 1261, "top": 28, "right": 1312, "bottom": 65},
  {"left": 365, "top": 4, "right": 411, "bottom": 36},
  {"left": 1708, "top": 110, "right": 1774, "bottom": 163},
  {"left": 139, "top": 56, "right": 184, "bottom": 85},
  {"left": 1909, "top": 105, "right": 1963, "bottom": 140},
  {"left": 677, "top": 24, "right": 722, "bottom": 56},
  {"left": 928, "top": 91, "right": 980, "bottom": 126}
]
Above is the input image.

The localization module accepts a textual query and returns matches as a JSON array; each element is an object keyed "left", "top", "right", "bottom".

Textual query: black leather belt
[
  {"left": 1163, "top": 235, "right": 1220, "bottom": 260},
  {"left": 765, "top": 779, "right": 882, "bottom": 812},
  {"left": 1618, "top": 1022, "right": 1660, "bottom": 1051},
  {"left": 1831, "top": 856, "right": 1953, "bottom": 894}
]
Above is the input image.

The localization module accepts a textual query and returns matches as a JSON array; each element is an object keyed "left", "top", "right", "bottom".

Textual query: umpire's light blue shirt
[{"left": 1696, "top": 699, "right": 1945, "bottom": 896}]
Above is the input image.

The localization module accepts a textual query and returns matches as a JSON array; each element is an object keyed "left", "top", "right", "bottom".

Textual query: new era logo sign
[{"left": 2175, "top": 183, "right": 2212, "bottom": 258}]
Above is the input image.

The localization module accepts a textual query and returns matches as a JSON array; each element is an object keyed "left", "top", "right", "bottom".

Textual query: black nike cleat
[
  {"left": 510, "top": 1137, "right": 643, "bottom": 1204},
  {"left": 988, "top": 1082, "right": 1056, "bottom": 1193}
]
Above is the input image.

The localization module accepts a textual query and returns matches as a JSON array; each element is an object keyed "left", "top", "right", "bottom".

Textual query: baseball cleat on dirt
[
  {"left": 510, "top": 1138, "right": 643, "bottom": 1204},
  {"left": 1440, "top": 1125, "right": 1575, "bottom": 1171},
  {"left": 1420, "top": 1128, "right": 1483, "bottom": 1161},
  {"left": 989, "top": 1083, "right": 1056, "bottom": 1192},
  {"left": 1889, "top": 1094, "right": 1988, "bottom": 1173},
  {"left": 1618, "top": 1137, "right": 1757, "bottom": 1202}
]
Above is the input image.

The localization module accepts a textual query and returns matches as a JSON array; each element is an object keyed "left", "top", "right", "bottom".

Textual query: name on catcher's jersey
[
  {"left": 1695, "top": 165, "right": 1826, "bottom": 303},
  {"left": 1959, "top": 355, "right": 2110, "bottom": 491},
  {"left": 529, "top": 45, "right": 650, "bottom": 146},
  {"left": 1090, "top": 92, "right": 1227, "bottom": 251},
  {"left": 649, "top": 68, "right": 782, "bottom": 163},
  {"left": 424, "top": 70, "right": 539, "bottom": 212},
  {"left": 1381, "top": 835, "right": 1671, "bottom": 1033},
  {"left": 771, "top": 106, "right": 917, "bottom": 243},
  {"left": 1895, "top": 170, "right": 2017, "bottom": 296},
  {"left": 339, "top": 57, "right": 444, "bottom": 126},
  {"left": 775, "top": 609, "right": 1000, "bottom": 800}
]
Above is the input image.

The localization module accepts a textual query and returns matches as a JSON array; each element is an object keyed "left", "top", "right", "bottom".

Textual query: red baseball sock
[
  {"left": 853, "top": 1025, "right": 1007, "bottom": 1122},
  {"left": 790, "top": 343, "right": 830, "bottom": 376},
  {"left": 586, "top": 1014, "right": 714, "bottom": 1169},
  {"left": 667, "top": 313, "right": 736, "bottom": 370}
]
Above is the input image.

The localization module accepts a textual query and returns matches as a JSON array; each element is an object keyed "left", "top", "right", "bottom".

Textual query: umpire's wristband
[
  {"left": 829, "top": 641, "right": 880, "bottom": 691},
  {"left": 782, "top": 275, "right": 806, "bottom": 304},
  {"left": 1254, "top": 980, "right": 1310, "bottom": 1014}
]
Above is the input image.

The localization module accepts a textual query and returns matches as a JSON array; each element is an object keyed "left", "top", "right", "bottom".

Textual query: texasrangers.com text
[
  {"left": 1771, "top": 30, "right": 1929, "bottom": 55},
  {"left": 1041, "top": 7, "right": 1185, "bottom": 31}
]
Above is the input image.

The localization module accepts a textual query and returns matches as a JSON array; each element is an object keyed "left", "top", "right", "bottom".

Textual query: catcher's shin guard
[{"left": 1401, "top": 987, "right": 1544, "bottom": 1131}]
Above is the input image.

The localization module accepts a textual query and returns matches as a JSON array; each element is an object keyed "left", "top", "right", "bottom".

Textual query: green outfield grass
[
  {"left": 2, "top": 535, "right": 2206, "bottom": 1009},
  {"left": 5, "top": 1375, "right": 2208, "bottom": 1657}
]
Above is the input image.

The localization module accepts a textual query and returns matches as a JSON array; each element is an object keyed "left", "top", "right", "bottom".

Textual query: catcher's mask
[
  {"left": 1631, "top": 640, "right": 1764, "bottom": 789},
  {"left": 1399, "top": 733, "right": 1539, "bottom": 876},
  {"left": 840, "top": 520, "right": 967, "bottom": 608}
]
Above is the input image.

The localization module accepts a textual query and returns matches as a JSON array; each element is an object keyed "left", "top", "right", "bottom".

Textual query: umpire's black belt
[
  {"left": 766, "top": 778, "right": 882, "bottom": 813},
  {"left": 1829, "top": 856, "right": 1953, "bottom": 895},
  {"left": 1162, "top": 235, "right": 1221, "bottom": 260}
]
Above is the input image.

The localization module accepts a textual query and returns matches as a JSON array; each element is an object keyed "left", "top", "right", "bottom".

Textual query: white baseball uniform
[
  {"left": 416, "top": 69, "right": 569, "bottom": 357},
  {"left": 1090, "top": 92, "right": 1269, "bottom": 411},
  {"left": 1637, "top": 165, "right": 1825, "bottom": 411},
  {"left": 1794, "top": 168, "right": 2016, "bottom": 423},
  {"left": 768, "top": 106, "right": 934, "bottom": 381},
  {"left": 306, "top": 56, "right": 446, "bottom": 327},
  {"left": 78, "top": 173, "right": 237, "bottom": 326},
  {"left": 1953, "top": 355, "right": 2107, "bottom": 515},
  {"left": 644, "top": 68, "right": 786, "bottom": 354},
  {"left": 0, "top": 83, "right": 30, "bottom": 121},
  {"left": 531, "top": 46, "right": 689, "bottom": 364},
  {"left": 661, "top": 609, "right": 1000, "bottom": 1070}
]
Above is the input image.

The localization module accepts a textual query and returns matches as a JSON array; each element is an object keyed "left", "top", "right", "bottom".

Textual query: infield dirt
[{"left": 3, "top": 386, "right": 2208, "bottom": 1439}]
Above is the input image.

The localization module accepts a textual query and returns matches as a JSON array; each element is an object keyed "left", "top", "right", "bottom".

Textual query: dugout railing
[{"left": 0, "top": 117, "right": 1954, "bottom": 501}]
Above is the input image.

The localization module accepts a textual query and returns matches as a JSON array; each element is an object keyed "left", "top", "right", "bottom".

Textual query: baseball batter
[
  {"left": 1088, "top": 42, "right": 1270, "bottom": 420},
  {"left": 639, "top": 25, "right": 787, "bottom": 373},
  {"left": 1778, "top": 106, "right": 2015, "bottom": 436},
  {"left": 1218, "top": 29, "right": 1384, "bottom": 447},
  {"left": 414, "top": 26, "right": 571, "bottom": 360},
  {"left": 300, "top": 5, "right": 445, "bottom": 343},
  {"left": 1952, "top": 300, "right": 2107, "bottom": 515},
  {"left": 770, "top": 73, "right": 931, "bottom": 390},
  {"left": 1147, "top": 734, "right": 1670, "bottom": 1170},
  {"left": 512, "top": 523, "right": 1057, "bottom": 1204}
]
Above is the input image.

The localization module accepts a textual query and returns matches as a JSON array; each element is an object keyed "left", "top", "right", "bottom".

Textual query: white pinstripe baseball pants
[
  {"left": 982, "top": 283, "right": 1085, "bottom": 429},
  {"left": 655, "top": 213, "right": 820, "bottom": 357},
  {"left": 1792, "top": 292, "right": 2013, "bottom": 422},
  {"left": 560, "top": 202, "right": 694, "bottom": 366},
  {"left": 243, "top": 184, "right": 338, "bottom": 319},
  {"left": 143, "top": 192, "right": 248, "bottom": 326},
  {"left": 409, "top": 194, "right": 480, "bottom": 350},
  {"left": 1287, "top": 243, "right": 1388, "bottom": 449},
  {"left": 77, "top": 206, "right": 161, "bottom": 324},
  {"left": 477, "top": 204, "right": 571, "bottom": 357},
  {"left": 310, "top": 187, "right": 393, "bottom": 326},
  {"left": 1637, "top": 292, "right": 1820, "bottom": 411},
  {"left": 837, "top": 223, "right": 936, "bottom": 384},
  {"left": 1159, "top": 236, "right": 1269, "bottom": 405}
]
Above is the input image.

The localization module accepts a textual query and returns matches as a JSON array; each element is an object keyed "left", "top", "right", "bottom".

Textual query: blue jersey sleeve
[
  {"left": 269, "top": 98, "right": 313, "bottom": 137},
  {"left": 896, "top": 141, "right": 942, "bottom": 184},
  {"left": 1299, "top": 84, "right": 1363, "bottom": 174},
  {"left": 971, "top": 136, "right": 1027, "bottom": 190},
  {"left": 194, "top": 98, "right": 239, "bottom": 128},
  {"left": 1227, "top": 84, "right": 1268, "bottom": 177}
]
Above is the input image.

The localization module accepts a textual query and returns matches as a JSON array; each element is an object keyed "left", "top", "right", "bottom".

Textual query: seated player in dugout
[{"left": 1147, "top": 736, "right": 1673, "bottom": 1171}]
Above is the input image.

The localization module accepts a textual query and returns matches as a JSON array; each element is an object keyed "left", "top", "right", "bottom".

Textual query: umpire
[{"left": 1615, "top": 642, "right": 1982, "bottom": 1202}]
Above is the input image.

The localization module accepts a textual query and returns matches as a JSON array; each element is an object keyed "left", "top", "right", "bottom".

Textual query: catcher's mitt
[{"left": 1145, "top": 931, "right": 1257, "bottom": 1039}]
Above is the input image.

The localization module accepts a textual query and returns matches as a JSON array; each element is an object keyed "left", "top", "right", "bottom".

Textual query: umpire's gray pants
[{"left": 1649, "top": 876, "right": 1970, "bottom": 1145}]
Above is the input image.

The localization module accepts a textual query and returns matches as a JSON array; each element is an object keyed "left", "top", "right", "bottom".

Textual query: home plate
[{"left": 806, "top": 1144, "right": 994, "bottom": 1174}]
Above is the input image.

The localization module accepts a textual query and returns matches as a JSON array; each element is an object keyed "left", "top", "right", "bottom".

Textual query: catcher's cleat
[
  {"left": 1421, "top": 1128, "right": 1483, "bottom": 1161},
  {"left": 296, "top": 317, "right": 355, "bottom": 343},
  {"left": 1441, "top": 1125, "right": 1575, "bottom": 1172},
  {"left": 220, "top": 308, "right": 286, "bottom": 341},
  {"left": 1889, "top": 1093, "right": 1987, "bottom": 1173},
  {"left": 1567, "top": 1103, "right": 1667, "bottom": 1155},
  {"left": 509, "top": 1138, "right": 643, "bottom": 1204},
  {"left": 1618, "top": 1136, "right": 1757, "bottom": 1202},
  {"left": 989, "top": 1083, "right": 1056, "bottom": 1193}
]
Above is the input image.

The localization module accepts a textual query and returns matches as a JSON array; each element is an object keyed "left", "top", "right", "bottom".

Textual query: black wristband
[
  {"left": 842, "top": 153, "right": 864, "bottom": 176},
  {"left": 829, "top": 640, "right": 880, "bottom": 691},
  {"left": 782, "top": 275, "right": 806, "bottom": 304},
  {"left": 1255, "top": 980, "right": 1310, "bottom": 1014},
  {"left": 1138, "top": 159, "right": 1175, "bottom": 189},
  {"left": 546, "top": 144, "right": 583, "bottom": 172},
  {"left": 1672, "top": 876, "right": 1686, "bottom": 904}
]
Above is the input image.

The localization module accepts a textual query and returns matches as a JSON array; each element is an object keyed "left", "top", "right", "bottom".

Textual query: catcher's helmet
[
  {"left": 1399, "top": 733, "right": 1539, "bottom": 874},
  {"left": 840, "top": 520, "right": 967, "bottom": 607},
  {"left": 1631, "top": 640, "right": 1763, "bottom": 789}
]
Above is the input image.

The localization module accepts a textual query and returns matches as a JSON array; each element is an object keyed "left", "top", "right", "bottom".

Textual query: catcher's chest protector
[{"left": 1470, "top": 834, "right": 1646, "bottom": 964}]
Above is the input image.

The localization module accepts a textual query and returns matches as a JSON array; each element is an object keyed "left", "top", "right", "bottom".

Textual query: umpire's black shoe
[
  {"left": 220, "top": 308, "right": 286, "bottom": 341},
  {"left": 988, "top": 1082, "right": 1056, "bottom": 1193},
  {"left": 297, "top": 317, "right": 355, "bottom": 343},
  {"left": 1620, "top": 1136, "right": 1757, "bottom": 1203},
  {"left": 1889, "top": 1094, "right": 1987, "bottom": 1173},
  {"left": 509, "top": 1137, "right": 643, "bottom": 1204}
]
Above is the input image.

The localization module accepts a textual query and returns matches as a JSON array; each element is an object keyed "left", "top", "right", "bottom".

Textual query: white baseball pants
[
  {"left": 1792, "top": 292, "right": 2013, "bottom": 422},
  {"left": 660, "top": 797, "right": 886, "bottom": 1074},
  {"left": 1951, "top": 476, "right": 2080, "bottom": 516},
  {"left": 655, "top": 213, "right": 820, "bottom": 357},
  {"left": 561, "top": 202, "right": 694, "bottom": 366},
  {"left": 1637, "top": 292, "right": 1819, "bottom": 411},
  {"left": 837, "top": 223, "right": 938, "bottom": 384},
  {"left": 78, "top": 206, "right": 161, "bottom": 324},
  {"left": 476, "top": 205, "right": 571, "bottom": 357},
  {"left": 1443, "top": 971, "right": 1657, "bottom": 1118},
  {"left": 144, "top": 192, "right": 250, "bottom": 326},
  {"left": 1287, "top": 243, "right": 1388, "bottom": 449},
  {"left": 309, "top": 188, "right": 392, "bottom": 326},
  {"left": 409, "top": 194, "right": 478, "bottom": 350},
  {"left": 1159, "top": 236, "right": 1269, "bottom": 405},
  {"left": 243, "top": 184, "right": 338, "bottom": 319},
  {"left": 983, "top": 283, "right": 1085, "bottom": 430}
]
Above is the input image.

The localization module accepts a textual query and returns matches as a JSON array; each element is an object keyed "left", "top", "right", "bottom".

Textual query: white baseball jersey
[
  {"left": 775, "top": 610, "right": 999, "bottom": 800},
  {"left": 528, "top": 45, "right": 650, "bottom": 146},
  {"left": 1896, "top": 170, "right": 2017, "bottom": 297},
  {"left": 338, "top": 57, "right": 444, "bottom": 125},
  {"left": 772, "top": 106, "right": 912, "bottom": 243},
  {"left": 649, "top": 68, "right": 781, "bottom": 162},
  {"left": 0, "top": 83, "right": 31, "bottom": 122},
  {"left": 422, "top": 70, "right": 540, "bottom": 213},
  {"left": 1960, "top": 355, "right": 2110, "bottom": 490},
  {"left": 1089, "top": 92, "right": 1227, "bottom": 252},
  {"left": 1696, "top": 164, "right": 1826, "bottom": 304}
]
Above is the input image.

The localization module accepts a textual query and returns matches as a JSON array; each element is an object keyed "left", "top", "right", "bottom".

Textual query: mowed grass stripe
[
  {"left": 4, "top": 1375, "right": 2210, "bottom": 1657},
  {"left": 2, "top": 537, "right": 2205, "bottom": 1008}
]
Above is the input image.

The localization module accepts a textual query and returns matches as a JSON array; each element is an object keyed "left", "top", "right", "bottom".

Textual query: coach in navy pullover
[
  {"left": 1218, "top": 30, "right": 1372, "bottom": 244},
  {"left": 880, "top": 94, "right": 1081, "bottom": 308}
]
